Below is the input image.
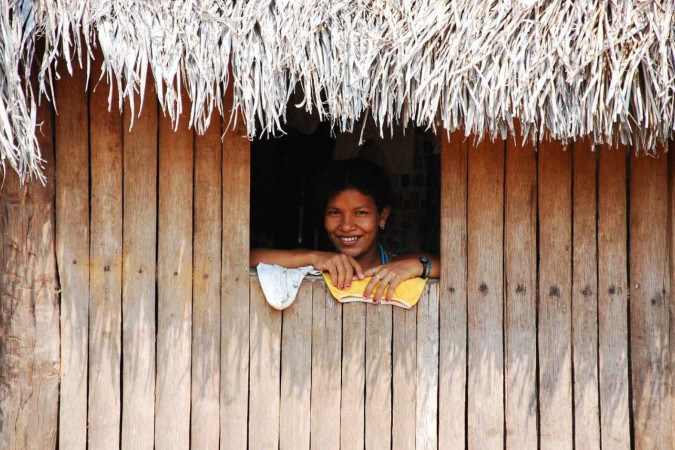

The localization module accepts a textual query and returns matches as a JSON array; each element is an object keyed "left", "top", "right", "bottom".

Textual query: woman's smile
[{"left": 324, "top": 188, "right": 390, "bottom": 267}]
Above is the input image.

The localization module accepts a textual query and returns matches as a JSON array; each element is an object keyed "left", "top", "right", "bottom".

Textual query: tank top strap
[{"left": 378, "top": 242, "right": 390, "bottom": 264}]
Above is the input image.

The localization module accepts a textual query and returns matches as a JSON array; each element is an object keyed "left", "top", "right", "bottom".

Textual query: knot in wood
[
  {"left": 515, "top": 284, "right": 526, "bottom": 294},
  {"left": 173, "top": 271, "right": 178, "bottom": 276},
  {"left": 479, "top": 283, "right": 488, "bottom": 294},
  {"left": 449, "top": 286, "right": 455, "bottom": 293},
  {"left": 582, "top": 286, "right": 592, "bottom": 297},
  {"left": 104, "top": 265, "right": 110, "bottom": 272},
  {"left": 608, "top": 285, "right": 616, "bottom": 295},
  {"left": 549, "top": 285, "right": 560, "bottom": 298}
]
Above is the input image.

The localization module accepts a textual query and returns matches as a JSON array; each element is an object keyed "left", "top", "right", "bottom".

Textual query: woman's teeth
[{"left": 340, "top": 236, "right": 359, "bottom": 242}]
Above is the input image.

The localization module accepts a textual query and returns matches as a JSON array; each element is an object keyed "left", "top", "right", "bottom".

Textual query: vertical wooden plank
[
  {"left": 365, "top": 306, "right": 393, "bottom": 449},
  {"left": 629, "top": 149, "right": 671, "bottom": 449},
  {"left": 392, "top": 303, "right": 416, "bottom": 450},
  {"left": 416, "top": 284, "right": 439, "bottom": 450},
  {"left": 31, "top": 100, "right": 60, "bottom": 450},
  {"left": 597, "top": 145, "right": 630, "bottom": 449},
  {"left": 341, "top": 302, "right": 367, "bottom": 450},
  {"left": 220, "top": 102, "right": 251, "bottom": 450},
  {"left": 572, "top": 140, "right": 600, "bottom": 448},
  {"left": 538, "top": 141, "right": 573, "bottom": 449},
  {"left": 504, "top": 137, "right": 538, "bottom": 448},
  {"left": 310, "top": 282, "right": 342, "bottom": 449},
  {"left": 467, "top": 138, "right": 504, "bottom": 448},
  {"left": 249, "top": 277, "right": 282, "bottom": 449},
  {"left": 191, "top": 115, "right": 222, "bottom": 450},
  {"left": 55, "top": 66, "right": 90, "bottom": 450},
  {"left": 88, "top": 74, "right": 123, "bottom": 450},
  {"left": 438, "top": 131, "right": 467, "bottom": 448},
  {"left": 0, "top": 99, "right": 59, "bottom": 449},
  {"left": 156, "top": 97, "right": 193, "bottom": 449},
  {"left": 122, "top": 85, "right": 158, "bottom": 450},
  {"left": 280, "top": 281, "right": 313, "bottom": 450},
  {"left": 670, "top": 143, "right": 675, "bottom": 449}
]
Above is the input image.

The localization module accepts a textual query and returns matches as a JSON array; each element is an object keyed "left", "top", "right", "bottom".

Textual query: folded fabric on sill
[{"left": 256, "top": 263, "right": 321, "bottom": 310}]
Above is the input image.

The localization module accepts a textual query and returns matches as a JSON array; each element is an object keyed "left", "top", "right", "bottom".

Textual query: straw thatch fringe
[{"left": 2, "top": 0, "right": 674, "bottom": 180}]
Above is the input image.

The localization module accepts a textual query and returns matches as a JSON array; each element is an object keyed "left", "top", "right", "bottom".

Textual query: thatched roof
[{"left": 3, "top": 1, "right": 674, "bottom": 180}]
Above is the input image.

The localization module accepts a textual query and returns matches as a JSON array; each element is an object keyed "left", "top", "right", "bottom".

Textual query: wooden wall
[{"left": 1, "top": 67, "right": 675, "bottom": 449}]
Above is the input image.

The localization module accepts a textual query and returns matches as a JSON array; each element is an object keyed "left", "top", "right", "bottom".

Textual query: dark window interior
[{"left": 250, "top": 114, "right": 440, "bottom": 256}]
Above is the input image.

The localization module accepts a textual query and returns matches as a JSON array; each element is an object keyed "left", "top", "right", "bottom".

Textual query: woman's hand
[
  {"left": 312, "top": 252, "right": 365, "bottom": 290},
  {"left": 363, "top": 259, "right": 423, "bottom": 304}
]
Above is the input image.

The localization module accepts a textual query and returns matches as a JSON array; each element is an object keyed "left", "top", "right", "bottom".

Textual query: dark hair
[{"left": 315, "top": 158, "right": 394, "bottom": 213}]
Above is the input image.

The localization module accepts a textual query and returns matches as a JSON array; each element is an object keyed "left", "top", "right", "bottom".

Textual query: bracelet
[{"left": 419, "top": 256, "right": 431, "bottom": 279}]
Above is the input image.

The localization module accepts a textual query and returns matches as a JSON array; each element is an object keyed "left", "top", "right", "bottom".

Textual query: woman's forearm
[{"left": 250, "top": 248, "right": 325, "bottom": 268}]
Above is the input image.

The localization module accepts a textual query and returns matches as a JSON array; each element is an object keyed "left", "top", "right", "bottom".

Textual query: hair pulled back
[{"left": 315, "top": 158, "right": 393, "bottom": 213}]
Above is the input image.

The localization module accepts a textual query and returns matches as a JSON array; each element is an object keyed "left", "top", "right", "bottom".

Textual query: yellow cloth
[{"left": 322, "top": 273, "right": 427, "bottom": 309}]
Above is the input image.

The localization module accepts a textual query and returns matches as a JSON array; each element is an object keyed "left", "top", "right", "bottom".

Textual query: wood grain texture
[
  {"left": 88, "top": 74, "right": 123, "bottom": 450},
  {"left": 191, "top": 115, "right": 222, "bottom": 450},
  {"left": 310, "top": 283, "right": 342, "bottom": 450},
  {"left": 0, "top": 92, "right": 59, "bottom": 449},
  {"left": 597, "top": 145, "right": 630, "bottom": 449},
  {"left": 365, "top": 305, "right": 393, "bottom": 450},
  {"left": 504, "top": 136, "right": 538, "bottom": 449},
  {"left": 55, "top": 66, "right": 90, "bottom": 450},
  {"left": 538, "top": 141, "right": 573, "bottom": 449},
  {"left": 28, "top": 153, "right": 61, "bottom": 449},
  {"left": 156, "top": 98, "right": 194, "bottom": 450},
  {"left": 280, "top": 281, "right": 313, "bottom": 450},
  {"left": 341, "top": 302, "right": 367, "bottom": 450},
  {"left": 669, "top": 144, "right": 675, "bottom": 449},
  {"left": 438, "top": 131, "right": 467, "bottom": 449},
  {"left": 629, "top": 149, "right": 671, "bottom": 450},
  {"left": 392, "top": 303, "right": 416, "bottom": 450},
  {"left": 248, "top": 278, "right": 282, "bottom": 450},
  {"left": 416, "top": 284, "right": 439, "bottom": 450},
  {"left": 571, "top": 140, "right": 600, "bottom": 449},
  {"left": 467, "top": 138, "right": 504, "bottom": 448},
  {"left": 122, "top": 87, "right": 158, "bottom": 450},
  {"left": 220, "top": 107, "right": 251, "bottom": 450}
]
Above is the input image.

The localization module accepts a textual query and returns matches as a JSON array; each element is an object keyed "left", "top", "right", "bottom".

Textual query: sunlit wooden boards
[{"left": 630, "top": 148, "right": 672, "bottom": 450}]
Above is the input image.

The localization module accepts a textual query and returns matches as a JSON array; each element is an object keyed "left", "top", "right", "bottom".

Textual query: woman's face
[{"left": 324, "top": 188, "right": 390, "bottom": 265}]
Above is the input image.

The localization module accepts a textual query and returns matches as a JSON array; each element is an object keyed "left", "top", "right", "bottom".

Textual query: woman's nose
[{"left": 340, "top": 215, "right": 356, "bottom": 230}]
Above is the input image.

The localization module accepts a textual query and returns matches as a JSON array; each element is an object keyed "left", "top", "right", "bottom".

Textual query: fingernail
[
  {"left": 359, "top": 272, "right": 365, "bottom": 279},
  {"left": 345, "top": 284, "right": 350, "bottom": 288}
]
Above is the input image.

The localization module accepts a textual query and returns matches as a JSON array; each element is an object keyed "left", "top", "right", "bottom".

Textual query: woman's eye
[
  {"left": 327, "top": 210, "right": 340, "bottom": 216},
  {"left": 355, "top": 210, "right": 368, "bottom": 215}
]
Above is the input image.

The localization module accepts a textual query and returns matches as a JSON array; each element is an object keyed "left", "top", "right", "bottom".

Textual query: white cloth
[{"left": 256, "top": 263, "right": 321, "bottom": 310}]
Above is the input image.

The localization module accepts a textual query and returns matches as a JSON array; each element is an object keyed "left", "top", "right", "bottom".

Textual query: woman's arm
[
  {"left": 250, "top": 248, "right": 365, "bottom": 290},
  {"left": 362, "top": 252, "right": 440, "bottom": 303}
]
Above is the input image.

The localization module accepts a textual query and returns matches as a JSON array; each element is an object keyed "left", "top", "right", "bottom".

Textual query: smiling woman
[{"left": 250, "top": 158, "right": 440, "bottom": 303}]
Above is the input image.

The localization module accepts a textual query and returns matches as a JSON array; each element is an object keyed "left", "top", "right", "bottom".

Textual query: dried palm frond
[{"left": 2, "top": 0, "right": 674, "bottom": 180}]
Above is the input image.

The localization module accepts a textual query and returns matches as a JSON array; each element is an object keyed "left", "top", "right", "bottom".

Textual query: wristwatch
[{"left": 419, "top": 256, "right": 431, "bottom": 279}]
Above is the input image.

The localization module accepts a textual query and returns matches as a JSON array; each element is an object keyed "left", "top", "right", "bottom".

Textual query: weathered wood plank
[
  {"left": 365, "top": 305, "right": 393, "bottom": 450},
  {"left": 122, "top": 87, "right": 158, "bottom": 450},
  {"left": 416, "top": 284, "right": 439, "bottom": 450},
  {"left": 538, "top": 141, "right": 573, "bottom": 449},
  {"left": 156, "top": 98, "right": 194, "bottom": 449},
  {"left": 0, "top": 90, "right": 59, "bottom": 449},
  {"left": 597, "top": 145, "right": 630, "bottom": 449},
  {"left": 629, "top": 149, "right": 671, "bottom": 450},
  {"left": 438, "top": 131, "right": 467, "bottom": 449},
  {"left": 220, "top": 107, "right": 251, "bottom": 450},
  {"left": 392, "top": 302, "right": 416, "bottom": 450},
  {"left": 88, "top": 76, "right": 123, "bottom": 450},
  {"left": 191, "top": 115, "right": 222, "bottom": 450},
  {"left": 467, "top": 138, "right": 504, "bottom": 448},
  {"left": 55, "top": 66, "right": 90, "bottom": 450},
  {"left": 572, "top": 140, "right": 600, "bottom": 449},
  {"left": 249, "top": 278, "right": 282, "bottom": 449},
  {"left": 280, "top": 281, "right": 313, "bottom": 450},
  {"left": 341, "top": 302, "right": 367, "bottom": 450},
  {"left": 310, "top": 282, "right": 342, "bottom": 449},
  {"left": 669, "top": 144, "right": 675, "bottom": 449},
  {"left": 29, "top": 138, "right": 61, "bottom": 446},
  {"left": 504, "top": 136, "right": 538, "bottom": 449}
]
